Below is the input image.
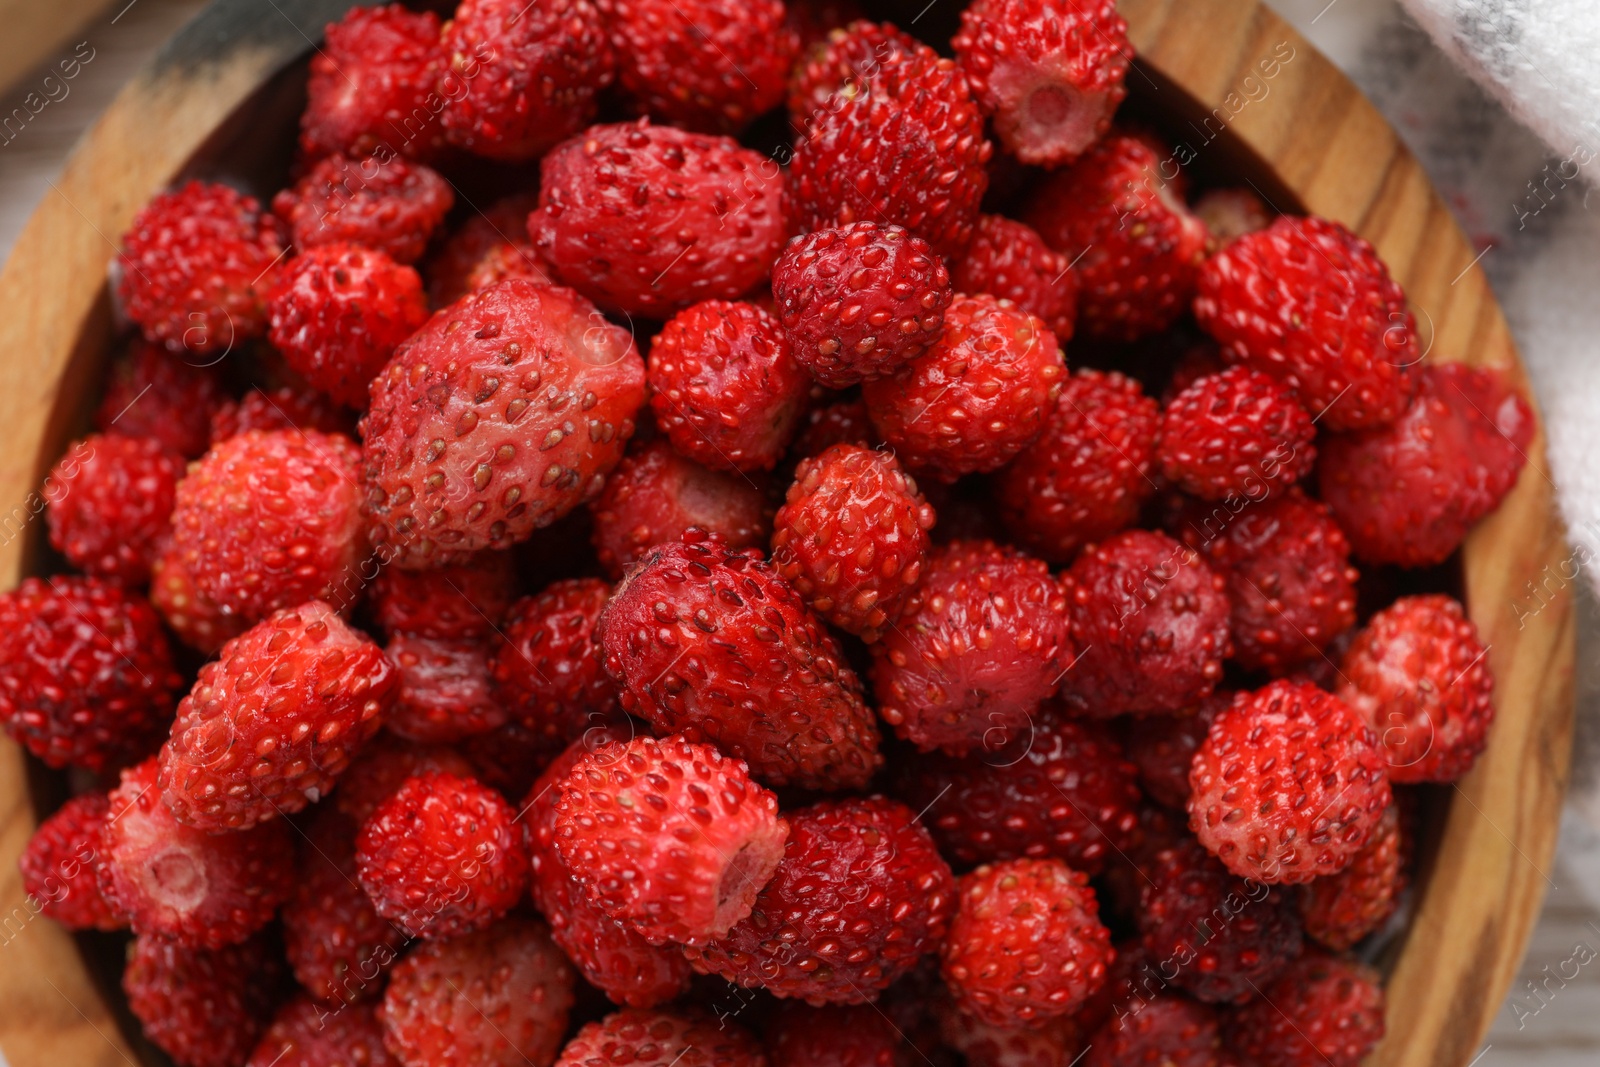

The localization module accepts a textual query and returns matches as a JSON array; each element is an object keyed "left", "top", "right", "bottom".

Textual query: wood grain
[{"left": 0, "top": 0, "right": 114, "bottom": 95}]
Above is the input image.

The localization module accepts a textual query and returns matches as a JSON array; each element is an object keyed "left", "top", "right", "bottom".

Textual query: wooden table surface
[{"left": 0, "top": 2, "right": 1597, "bottom": 1065}]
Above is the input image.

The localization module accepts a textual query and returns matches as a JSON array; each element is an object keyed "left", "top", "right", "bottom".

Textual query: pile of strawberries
[{"left": 7, "top": 1, "right": 1533, "bottom": 1066}]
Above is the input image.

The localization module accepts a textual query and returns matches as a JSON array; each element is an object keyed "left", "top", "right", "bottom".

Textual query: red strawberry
[
  {"left": 361, "top": 278, "right": 646, "bottom": 567},
  {"left": 1082, "top": 994, "right": 1223, "bottom": 1067},
  {"left": 1194, "top": 215, "right": 1417, "bottom": 431},
  {"left": 19, "top": 791, "right": 122, "bottom": 931},
  {"left": 379, "top": 917, "right": 576, "bottom": 1066},
  {"left": 460, "top": 716, "right": 571, "bottom": 801},
  {"left": 266, "top": 243, "right": 429, "bottom": 409},
  {"left": 1301, "top": 800, "right": 1406, "bottom": 950},
  {"left": 602, "top": 0, "right": 797, "bottom": 133},
  {"left": 941, "top": 1006, "right": 1083, "bottom": 1067},
  {"left": 771, "top": 221, "right": 954, "bottom": 389},
  {"left": 1157, "top": 366, "right": 1316, "bottom": 501},
  {"left": 1189, "top": 681, "right": 1392, "bottom": 884},
  {"left": 210, "top": 383, "right": 358, "bottom": 443},
  {"left": 598, "top": 530, "right": 881, "bottom": 791},
  {"left": 771, "top": 442, "right": 935, "bottom": 640},
  {"left": 248, "top": 994, "right": 398, "bottom": 1067},
  {"left": 335, "top": 734, "right": 478, "bottom": 825},
  {"left": 995, "top": 368, "right": 1159, "bottom": 563},
  {"left": 1337, "top": 593, "right": 1493, "bottom": 782},
  {"left": 356, "top": 770, "right": 529, "bottom": 938},
  {"left": 684, "top": 796, "right": 955, "bottom": 1004},
  {"left": 554, "top": 1008, "right": 767, "bottom": 1067},
  {"left": 272, "top": 153, "right": 452, "bottom": 264},
  {"left": 99, "top": 757, "right": 294, "bottom": 947},
  {"left": 95, "top": 340, "right": 225, "bottom": 458},
  {"left": 0, "top": 575, "right": 181, "bottom": 771},
  {"left": 767, "top": 1002, "right": 904, "bottom": 1067},
  {"left": 425, "top": 193, "right": 548, "bottom": 306},
  {"left": 385, "top": 635, "right": 506, "bottom": 742},
  {"left": 1228, "top": 950, "right": 1385, "bottom": 1067},
  {"left": 1060, "top": 529, "right": 1231, "bottom": 716},
  {"left": 124, "top": 932, "right": 285, "bottom": 1067},
  {"left": 159, "top": 601, "right": 396, "bottom": 829},
  {"left": 787, "top": 20, "right": 928, "bottom": 124},
  {"left": 439, "top": 0, "right": 614, "bottom": 162},
  {"left": 299, "top": 4, "right": 447, "bottom": 161},
  {"left": 529, "top": 119, "right": 787, "bottom": 317},
  {"left": 149, "top": 544, "right": 249, "bottom": 655},
  {"left": 370, "top": 550, "right": 519, "bottom": 641},
  {"left": 872, "top": 540, "right": 1073, "bottom": 755},
  {"left": 117, "top": 180, "right": 287, "bottom": 355},
  {"left": 45, "top": 433, "right": 184, "bottom": 585},
  {"left": 953, "top": 0, "right": 1132, "bottom": 167},
  {"left": 1025, "top": 132, "right": 1208, "bottom": 342},
  {"left": 953, "top": 213, "right": 1079, "bottom": 343},
  {"left": 863, "top": 293, "right": 1065, "bottom": 481},
  {"left": 1121, "top": 695, "right": 1229, "bottom": 811},
  {"left": 1193, "top": 187, "right": 1273, "bottom": 247},
  {"left": 942, "top": 858, "right": 1113, "bottom": 1027},
  {"left": 490, "top": 578, "right": 622, "bottom": 746},
  {"left": 789, "top": 395, "right": 877, "bottom": 459},
  {"left": 1317, "top": 361, "right": 1533, "bottom": 566},
  {"left": 785, "top": 0, "right": 870, "bottom": 52}
]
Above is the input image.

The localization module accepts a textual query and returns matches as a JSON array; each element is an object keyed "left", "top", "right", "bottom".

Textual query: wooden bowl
[{"left": 0, "top": 1, "right": 1577, "bottom": 1064}]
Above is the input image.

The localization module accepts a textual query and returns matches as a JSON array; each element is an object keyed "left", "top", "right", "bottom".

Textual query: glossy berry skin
[
  {"left": 1158, "top": 366, "right": 1316, "bottom": 501},
  {"left": 385, "top": 635, "right": 506, "bottom": 743},
  {"left": 684, "top": 797, "right": 955, "bottom": 1004},
  {"left": 554, "top": 1008, "right": 768, "bottom": 1067},
  {"left": 1318, "top": 362, "right": 1533, "bottom": 566},
  {"left": 1082, "top": 994, "right": 1223, "bottom": 1067},
  {"left": 1337, "top": 594, "right": 1494, "bottom": 783},
  {"left": 335, "top": 734, "right": 478, "bottom": 826},
  {"left": 598, "top": 531, "right": 881, "bottom": 791},
  {"left": 1061, "top": 530, "right": 1231, "bottom": 717},
  {"left": 1194, "top": 215, "right": 1416, "bottom": 432},
  {"left": 272, "top": 153, "right": 452, "bottom": 265},
  {"left": 426, "top": 193, "right": 548, "bottom": 306},
  {"left": 95, "top": 340, "right": 225, "bottom": 459},
  {"left": 1230, "top": 951, "right": 1386, "bottom": 1067},
  {"left": 0, "top": 576, "right": 180, "bottom": 772},
  {"left": 954, "top": 213, "right": 1078, "bottom": 343},
  {"left": 370, "top": 550, "right": 518, "bottom": 642},
  {"left": 361, "top": 278, "right": 646, "bottom": 567},
  {"left": 45, "top": 433, "right": 185, "bottom": 585},
  {"left": 299, "top": 4, "right": 447, "bottom": 161},
  {"left": 553, "top": 735, "right": 788, "bottom": 945},
  {"left": 266, "top": 243, "right": 429, "bottom": 408},
  {"left": 996, "top": 368, "right": 1159, "bottom": 563},
  {"left": 894, "top": 707, "right": 1140, "bottom": 876},
  {"left": 439, "top": 0, "right": 614, "bottom": 162},
  {"left": 149, "top": 545, "right": 249, "bottom": 655},
  {"left": 1025, "top": 132, "right": 1208, "bottom": 342},
  {"left": 1301, "top": 801, "right": 1406, "bottom": 950},
  {"left": 766, "top": 1002, "right": 903, "bottom": 1067},
  {"left": 100, "top": 758, "right": 294, "bottom": 948},
  {"left": 490, "top": 578, "right": 620, "bottom": 746},
  {"left": 589, "top": 438, "right": 769, "bottom": 578},
  {"left": 771, "top": 443, "right": 934, "bottom": 640},
  {"left": 863, "top": 293, "right": 1064, "bottom": 482},
  {"left": 247, "top": 995, "right": 398, "bottom": 1067},
  {"left": 1190, "top": 681, "right": 1392, "bottom": 884},
  {"left": 159, "top": 601, "right": 397, "bottom": 830},
  {"left": 872, "top": 540, "right": 1073, "bottom": 755},
  {"left": 123, "top": 932, "right": 284, "bottom": 1067},
  {"left": 356, "top": 771, "right": 529, "bottom": 939},
  {"left": 953, "top": 0, "right": 1132, "bottom": 167},
  {"left": 788, "top": 21, "right": 926, "bottom": 123},
  {"left": 529, "top": 120, "right": 787, "bottom": 317},
  {"left": 210, "top": 384, "right": 358, "bottom": 443},
  {"left": 648, "top": 300, "right": 811, "bottom": 472},
  {"left": 789, "top": 395, "right": 876, "bottom": 460},
  {"left": 19, "top": 792, "right": 122, "bottom": 931},
  {"left": 379, "top": 917, "right": 576, "bottom": 1067},
  {"left": 771, "top": 221, "right": 953, "bottom": 389},
  {"left": 940, "top": 1007, "right": 1082, "bottom": 1067},
  {"left": 1121, "top": 695, "right": 1228, "bottom": 811},
  {"left": 602, "top": 0, "right": 797, "bottom": 134},
  {"left": 942, "top": 858, "right": 1113, "bottom": 1027},
  {"left": 117, "top": 180, "right": 286, "bottom": 355}
]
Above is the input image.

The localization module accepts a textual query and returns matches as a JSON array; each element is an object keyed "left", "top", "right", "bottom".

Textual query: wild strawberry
[
  {"left": 361, "top": 278, "right": 646, "bottom": 567},
  {"left": 45, "top": 433, "right": 184, "bottom": 585},
  {"left": 789, "top": 395, "right": 876, "bottom": 459},
  {"left": 864, "top": 293, "right": 1064, "bottom": 481},
  {"left": 785, "top": 0, "right": 869, "bottom": 52},
  {"left": 787, "top": 20, "right": 928, "bottom": 123},
  {"left": 266, "top": 243, "right": 429, "bottom": 408},
  {"left": 954, "top": 213, "right": 1079, "bottom": 342},
  {"left": 379, "top": 917, "right": 576, "bottom": 1066},
  {"left": 370, "top": 550, "right": 519, "bottom": 641},
  {"left": 1193, "top": 187, "right": 1273, "bottom": 247},
  {"left": 356, "top": 770, "right": 529, "bottom": 938},
  {"left": 486, "top": 579, "right": 621, "bottom": 752},
  {"left": 99, "top": 758, "right": 294, "bottom": 947},
  {"left": 1318, "top": 361, "right": 1532, "bottom": 566},
  {"left": 1122, "top": 695, "right": 1229, "bottom": 811},
  {"left": 273, "top": 153, "right": 452, "bottom": 264},
  {"left": 598, "top": 530, "right": 881, "bottom": 790},
  {"left": 149, "top": 544, "right": 249, "bottom": 654},
  {"left": 602, "top": 0, "right": 797, "bottom": 133},
  {"left": 1157, "top": 366, "right": 1316, "bottom": 501},
  {"left": 589, "top": 438, "right": 770, "bottom": 578},
  {"left": 1194, "top": 215, "right": 1417, "bottom": 431},
  {"left": 19, "top": 792, "right": 121, "bottom": 931},
  {"left": 529, "top": 120, "right": 787, "bottom": 317},
  {"left": 1060, "top": 529, "right": 1231, "bottom": 716},
  {"left": 117, "top": 180, "right": 287, "bottom": 355},
  {"left": 210, "top": 383, "right": 358, "bottom": 443},
  {"left": 439, "top": 0, "right": 614, "bottom": 162},
  {"left": 1189, "top": 681, "right": 1391, "bottom": 884},
  {"left": 788, "top": 50, "right": 992, "bottom": 258},
  {"left": 124, "top": 932, "right": 285, "bottom": 1067},
  {"left": 894, "top": 706, "right": 1140, "bottom": 875},
  {"left": 941, "top": 1006, "right": 1083, "bottom": 1067},
  {"left": 1301, "top": 801, "right": 1406, "bottom": 950},
  {"left": 771, "top": 443, "right": 934, "bottom": 640},
  {"left": 953, "top": 0, "right": 1132, "bottom": 167},
  {"left": 0, "top": 576, "right": 180, "bottom": 771},
  {"left": 426, "top": 193, "right": 548, "bottom": 306},
  {"left": 767, "top": 1002, "right": 904, "bottom": 1067},
  {"left": 1025, "top": 131, "right": 1208, "bottom": 342},
  {"left": 1229, "top": 950, "right": 1385, "bottom": 1067},
  {"left": 1137, "top": 835, "right": 1303, "bottom": 1004},
  {"left": 385, "top": 635, "right": 506, "bottom": 742},
  {"left": 554, "top": 1008, "right": 767, "bottom": 1067},
  {"left": 95, "top": 340, "right": 225, "bottom": 458},
  {"left": 299, "top": 4, "right": 447, "bottom": 161},
  {"left": 943, "top": 858, "right": 1113, "bottom": 1027},
  {"left": 335, "top": 734, "right": 478, "bottom": 825},
  {"left": 872, "top": 540, "right": 1072, "bottom": 755},
  {"left": 771, "top": 221, "right": 953, "bottom": 389},
  {"left": 1082, "top": 994, "right": 1223, "bottom": 1067},
  {"left": 248, "top": 995, "right": 398, "bottom": 1067},
  {"left": 685, "top": 796, "right": 955, "bottom": 1003},
  {"left": 995, "top": 368, "right": 1159, "bottom": 563},
  {"left": 461, "top": 717, "right": 572, "bottom": 800}
]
